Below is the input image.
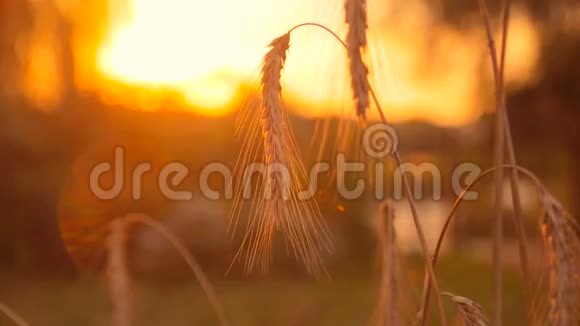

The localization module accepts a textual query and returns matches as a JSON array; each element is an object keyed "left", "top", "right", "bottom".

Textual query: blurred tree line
[{"left": 0, "top": 0, "right": 578, "bottom": 277}]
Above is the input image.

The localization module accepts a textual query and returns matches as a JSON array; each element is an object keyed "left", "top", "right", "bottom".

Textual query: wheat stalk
[
  {"left": 106, "top": 218, "right": 132, "bottom": 326},
  {"left": 344, "top": 0, "right": 370, "bottom": 121},
  {"left": 540, "top": 191, "right": 580, "bottom": 326},
  {"left": 475, "top": 1, "right": 533, "bottom": 324},
  {"left": 230, "top": 32, "right": 332, "bottom": 276},
  {"left": 418, "top": 164, "right": 579, "bottom": 326},
  {"left": 309, "top": 11, "right": 448, "bottom": 322},
  {"left": 443, "top": 293, "right": 488, "bottom": 326},
  {"left": 104, "top": 214, "right": 229, "bottom": 325},
  {"left": 373, "top": 200, "right": 403, "bottom": 326},
  {"left": 477, "top": 0, "right": 508, "bottom": 320},
  {"left": 125, "top": 214, "right": 230, "bottom": 326},
  {"left": 230, "top": 22, "right": 446, "bottom": 323},
  {"left": 0, "top": 302, "right": 30, "bottom": 326}
]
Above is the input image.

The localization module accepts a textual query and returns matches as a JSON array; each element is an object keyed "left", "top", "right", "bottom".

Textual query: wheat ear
[
  {"left": 231, "top": 32, "right": 332, "bottom": 276},
  {"left": 372, "top": 200, "right": 403, "bottom": 326},
  {"left": 344, "top": 0, "right": 370, "bottom": 121},
  {"left": 234, "top": 22, "right": 445, "bottom": 323},
  {"left": 443, "top": 293, "right": 488, "bottom": 326},
  {"left": 540, "top": 192, "right": 580, "bottom": 326},
  {"left": 418, "top": 164, "right": 579, "bottom": 326},
  {"left": 106, "top": 218, "right": 132, "bottom": 326}
]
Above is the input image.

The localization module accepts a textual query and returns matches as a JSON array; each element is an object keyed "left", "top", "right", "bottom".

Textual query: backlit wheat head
[
  {"left": 539, "top": 191, "right": 580, "bottom": 326},
  {"left": 231, "top": 32, "right": 332, "bottom": 276},
  {"left": 345, "top": 0, "right": 370, "bottom": 120},
  {"left": 443, "top": 292, "right": 488, "bottom": 326}
]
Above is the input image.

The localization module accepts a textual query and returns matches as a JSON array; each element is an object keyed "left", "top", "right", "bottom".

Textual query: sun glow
[
  {"left": 95, "top": 0, "right": 540, "bottom": 125},
  {"left": 97, "top": 0, "right": 255, "bottom": 113}
]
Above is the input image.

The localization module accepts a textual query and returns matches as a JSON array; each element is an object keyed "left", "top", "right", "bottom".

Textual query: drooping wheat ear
[
  {"left": 372, "top": 200, "right": 403, "bottom": 326},
  {"left": 344, "top": 0, "right": 370, "bottom": 121},
  {"left": 0, "top": 302, "right": 29, "bottom": 326},
  {"left": 443, "top": 293, "right": 488, "bottom": 326},
  {"left": 230, "top": 32, "right": 332, "bottom": 276},
  {"left": 539, "top": 191, "right": 580, "bottom": 326},
  {"left": 106, "top": 218, "right": 132, "bottom": 326}
]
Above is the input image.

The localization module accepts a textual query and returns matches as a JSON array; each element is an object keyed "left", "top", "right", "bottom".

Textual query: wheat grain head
[
  {"left": 443, "top": 292, "right": 488, "bottom": 326},
  {"left": 230, "top": 32, "right": 332, "bottom": 276},
  {"left": 344, "top": 0, "right": 370, "bottom": 121},
  {"left": 539, "top": 191, "right": 580, "bottom": 326}
]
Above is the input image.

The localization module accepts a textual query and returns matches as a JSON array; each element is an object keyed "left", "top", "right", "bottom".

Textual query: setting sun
[
  {"left": 97, "top": 0, "right": 255, "bottom": 113},
  {"left": 3, "top": 1, "right": 579, "bottom": 324},
  {"left": 96, "top": 0, "right": 539, "bottom": 125}
]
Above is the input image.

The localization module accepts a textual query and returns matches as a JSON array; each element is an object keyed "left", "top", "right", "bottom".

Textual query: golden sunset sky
[{"left": 29, "top": 0, "right": 541, "bottom": 126}]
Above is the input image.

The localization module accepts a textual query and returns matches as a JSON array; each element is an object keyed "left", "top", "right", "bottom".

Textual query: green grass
[{"left": 1, "top": 255, "right": 525, "bottom": 326}]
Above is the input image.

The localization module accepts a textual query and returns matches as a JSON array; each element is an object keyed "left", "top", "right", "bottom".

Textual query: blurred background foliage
[{"left": 0, "top": 0, "right": 579, "bottom": 324}]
